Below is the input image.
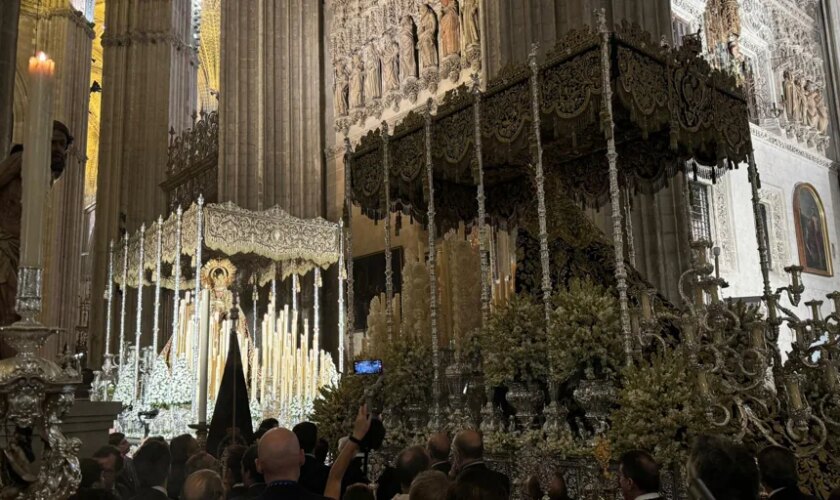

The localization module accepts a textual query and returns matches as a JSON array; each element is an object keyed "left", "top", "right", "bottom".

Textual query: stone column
[
  {"left": 88, "top": 0, "right": 196, "bottom": 366},
  {"left": 0, "top": 0, "right": 21, "bottom": 158},
  {"left": 13, "top": 0, "right": 94, "bottom": 357},
  {"left": 482, "top": 0, "right": 672, "bottom": 79},
  {"left": 218, "top": 0, "right": 324, "bottom": 217},
  {"left": 821, "top": 0, "right": 840, "bottom": 160}
]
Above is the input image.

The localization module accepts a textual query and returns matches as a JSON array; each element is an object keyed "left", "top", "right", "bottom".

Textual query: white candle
[
  {"left": 20, "top": 52, "right": 55, "bottom": 268},
  {"left": 197, "top": 289, "right": 211, "bottom": 423}
]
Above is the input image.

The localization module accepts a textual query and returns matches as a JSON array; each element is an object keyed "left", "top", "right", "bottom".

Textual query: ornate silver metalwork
[
  {"left": 192, "top": 195, "right": 205, "bottom": 420},
  {"left": 382, "top": 121, "right": 394, "bottom": 340},
  {"left": 14, "top": 267, "right": 42, "bottom": 322},
  {"left": 471, "top": 74, "right": 491, "bottom": 325},
  {"left": 597, "top": 10, "right": 632, "bottom": 363},
  {"left": 314, "top": 267, "right": 321, "bottom": 356},
  {"left": 153, "top": 216, "right": 163, "bottom": 356},
  {"left": 133, "top": 224, "right": 145, "bottom": 401},
  {"left": 118, "top": 233, "right": 129, "bottom": 367},
  {"left": 343, "top": 137, "right": 355, "bottom": 339},
  {"left": 424, "top": 98, "right": 442, "bottom": 429},
  {"left": 172, "top": 205, "right": 184, "bottom": 354},
  {"left": 105, "top": 240, "right": 115, "bottom": 356},
  {"left": 338, "top": 219, "right": 346, "bottom": 374},
  {"left": 624, "top": 187, "right": 636, "bottom": 268},
  {"left": 528, "top": 43, "right": 553, "bottom": 326}
]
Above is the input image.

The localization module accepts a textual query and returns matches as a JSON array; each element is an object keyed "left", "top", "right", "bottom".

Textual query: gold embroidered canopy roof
[
  {"left": 115, "top": 202, "right": 341, "bottom": 288},
  {"left": 348, "top": 22, "right": 752, "bottom": 226}
]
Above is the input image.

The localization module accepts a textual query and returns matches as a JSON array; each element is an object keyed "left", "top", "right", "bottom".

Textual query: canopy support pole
[
  {"left": 152, "top": 216, "right": 163, "bottom": 357},
  {"left": 133, "top": 224, "right": 145, "bottom": 401},
  {"left": 424, "top": 99, "right": 441, "bottom": 428},
  {"left": 338, "top": 220, "right": 346, "bottom": 374},
  {"left": 118, "top": 233, "right": 129, "bottom": 367},
  {"left": 528, "top": 44, "right": 552, "bottom": 327},
  {"left": 471, "top": 75, "right": 491, "bottom": 326},
  {"left": 104, "top": 240, "right": 115, "bottom": 359},
  {"left": 382, "top": 121, "right": 394, "bottom": 340},
  {"left": 191, "top": 195, "right": 205, "bottom": 421},
  {"left": 598, "top": 10, "right": 633, "bottom": 364},
  {"left": 343, "top": 137, "right": 355, "bottom": 363}
]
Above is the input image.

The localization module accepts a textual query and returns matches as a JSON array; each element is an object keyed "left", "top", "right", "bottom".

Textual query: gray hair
[{"left": 409, "top": 470, "right": 450, "bottom": 500}]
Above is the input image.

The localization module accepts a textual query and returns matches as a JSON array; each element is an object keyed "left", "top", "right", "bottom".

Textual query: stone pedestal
[{"left": 61, "top": 399, "right": 123, "bottom": 458}]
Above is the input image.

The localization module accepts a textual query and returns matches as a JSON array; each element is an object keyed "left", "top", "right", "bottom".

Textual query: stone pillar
[
  {"left": 218, "top": 0, "right": 324, "bottom": 217},
  {"left": 821, "top": 0, "right": 840, "bottom": 160},
  {"left": 0, "top": 0, "right": 21, "bottom": 158},
  {"left": 13, "top": 0, "right": 94, "bottom": 356},
  {"left": 88, "top": 0, "right": 196, "bottom": 366},
  {"left": 482, "top": 0, "right": 671, "bottom": 79}
]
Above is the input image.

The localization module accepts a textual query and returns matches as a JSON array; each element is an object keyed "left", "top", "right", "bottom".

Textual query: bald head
[
  {"left": 427, "top": 433, "right": 450, "bottom": 462},
  {"left": 453, "top": 430, "right": 483, "bottom": 465},
  {"left": 256, "top": 428, "right": 304, "bottom": 482}
]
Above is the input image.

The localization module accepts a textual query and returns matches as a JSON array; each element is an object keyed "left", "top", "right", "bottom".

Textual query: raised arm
[{"left": 324, "top": 404, "right": 371, "bottom": 499}]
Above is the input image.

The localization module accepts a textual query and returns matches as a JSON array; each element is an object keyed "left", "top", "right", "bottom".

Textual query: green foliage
[
  {"left": 609, "top": 346, "right": 710, "bottom": 465},
  {"left": 381, "top": 334, "right": 434, "bottom": 411},
  {"left": 481, "top": 295, "right": 548, "bottom": 387},
  {"left": 549, "top": 278, "right": 624, "bottom": 383},
  {"left": 311, "top": 375, "right": 368, "bottom": 454}
]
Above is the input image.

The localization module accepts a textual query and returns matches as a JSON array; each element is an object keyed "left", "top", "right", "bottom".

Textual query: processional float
[{"left": 91, "top": 198, "right": 345, "bottom": 440}]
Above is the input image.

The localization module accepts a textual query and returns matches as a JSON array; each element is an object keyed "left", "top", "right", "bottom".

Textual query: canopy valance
[
  {"left": 348, "top": 22, "right": 752, "bottom": 226},
  {"left": 114, "top": 202, "right": 341, "bottom": 288}
]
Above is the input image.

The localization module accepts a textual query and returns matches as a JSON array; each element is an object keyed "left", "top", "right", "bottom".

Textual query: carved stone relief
[
  {"left": 761, "top": 185, "right": 792, "bottom": 274},
  {"left": 329, "top": 0, "right": 481, "bottom": 131},
  {"left": 711, "top": 177, "right": 737, "bottom": 273}
]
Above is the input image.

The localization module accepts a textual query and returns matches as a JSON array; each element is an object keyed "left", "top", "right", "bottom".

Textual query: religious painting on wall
[
  {"left": 793, "top": 184, "right": 832, "bottom": 276},
  {"left": 352, "top": 248, "right": 403, "bottom": 331}
]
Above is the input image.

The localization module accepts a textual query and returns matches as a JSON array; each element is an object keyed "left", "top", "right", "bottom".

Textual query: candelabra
[{"left": 673, "top": 241, "right": 838, "bottom": 456}]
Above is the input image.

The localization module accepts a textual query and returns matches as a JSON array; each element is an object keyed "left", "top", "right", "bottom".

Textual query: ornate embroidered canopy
[
  {"left": 348, "top": 22, "right": 752, "bottom": 227},
  {"left": 115, "top": 202, "right": 341, "bottom": 288}
]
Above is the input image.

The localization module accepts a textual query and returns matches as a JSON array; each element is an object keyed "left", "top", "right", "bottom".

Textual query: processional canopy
[
  {"left": 348, "top": 22, "right": 752, "bottom": 229},
  {"left": 114, "top": 202, "right": 342, "bottom": 288}
]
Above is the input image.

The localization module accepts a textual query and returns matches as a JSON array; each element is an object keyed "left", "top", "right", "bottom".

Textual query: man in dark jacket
[
  {"left": 292, "top": 422, "right": 330, "bottom": 495},
  {"left": 130, "top": 440, "right": 171, "bottom": 500},
  {"left": 234, "top": 445, "right": 265, "bottom": 499},
  {"left": 427, "top": 433, "right": 451, "bottom": 476},
  {"left": 451, "top": 430, "right": 510, "bottom": 497},
  {"left": 256, "top": 428, "right": 328, "bottom": 500},
  {"left": 758, "top": 446, "right": 817, "bottom": 500}
]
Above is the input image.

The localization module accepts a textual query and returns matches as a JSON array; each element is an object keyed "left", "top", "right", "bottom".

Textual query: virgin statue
[
  {"left": 399, "top": 16, "right": 418, "bottom": 80},
  {"left": 365, "top": 45, "right": 382, "bottom": 101},
  {"left": 463, "top": 0, "right": 480, "bottom": 46},
  {"left": 383, "top": 41, "right": 400, "bottom": 92},
  {"left": 349, "top": 53, "right": 365, "bottom": 109},
  {"left": 419, "top": 5, "right": 439, "bottom": 69},
  {"left": 334, "top": 64, "right": 349, "bottom": 116},
  {"left": 440, "top": 0, "right": 461, "bottom": 58}
]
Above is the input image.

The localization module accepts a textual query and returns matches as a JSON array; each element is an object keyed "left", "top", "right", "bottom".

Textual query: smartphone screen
[{"left": 354, "top": 359, "right": 383, "bottom": 375}]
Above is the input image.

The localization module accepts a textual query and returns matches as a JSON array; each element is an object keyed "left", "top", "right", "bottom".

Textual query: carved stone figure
[
  {"left": 440, "top": 0, "right": 461, "bottom": 58},
  {"left": 349, "top": 53, "right": 365, "bottom": 109},
  {"left": 334, "top": 64, "right": 349, "bottom": 117},
  {"left": 795, "top": 75, "right": 808, "bottom": 124},
  {"left": 805, "top": 82, "right": 829, "bottom": 134},
  {"left": 419, "top": 5, "right": 439, "bottom": 69},
  {"left": 783, "top": 70, "right": 796, "bottom": 122},
  {"left": 463, "top": 0, "right": 479, "bottom": 47},
  {"left": 399, "top": 16, "right": 418, "bottom": 81},
  {"left": 383, "top": 41, "right": 400, "bottom": 92},
  {"left": 704, "top": 0, "right": 741, "bottom": 55},
  {"left": 365, "top": 45, "right": 382, "bottom": 101}
]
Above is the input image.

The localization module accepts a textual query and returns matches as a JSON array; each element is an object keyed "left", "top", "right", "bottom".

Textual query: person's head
[
  {"left": 241, "top": 445, "right": 263, "bottom": 487},
  {"left": 344, "top": 483, "right": 376, "bottom": 500},
  {"left": 757, "top": 446, "right": 798, "bottom": 491},
  {"left": 409, "top": 470, "right": 449, "bottom": 500},
  {"left": 452, "top": 430, "right": 483, "bottom": 472},
  {"left": 292, "top": 422, "right": 318, "bottom": 454},
  {"left": 186, "top": 452, "right": 220, "bottom": 477},
  {"left": 51, "top": 120, "right": 73, "bottom": 180},
  {"left": 171, "top": 434, "right": 200, "bottom": 464},
  {"left": 618, "top": 450, "right": 660, "bottom": 500},
  {"left": 133, "top": 439, "right": 171, "bottom": 489},
  {"left": 397, "top": 446, "right": 430, "bottom": 493},
  {"left": 687, "top": 435, "right": 760, "bottom": 500},
  {"left": 547, "top": 470, "right": 570, "bottom": 500},
  {"left": 108, "top": 432, "right": 130, "bottom": 457},
  {"left": 314, "top": 438, "right": 329, "bottom": 464},
  {"left": 181, "top": 469, "right": 225, "bottom": 500},
  {"left": 829, "top": 487, "right": 840, "bottom": 500},
  {"left": 79, "top": 457, "right": 103, "bottom": 489},
  {"left": 222, "top": 444, "right": 246, "bottom": 489},
  {"left": 256, "top": 428, "right": 304, "bottom": 483},
  {"left": 93, "top": 445, "right": 124, "bottom": 490},
  {"left": 427, "top": 432, "right": 450, "bottom": 463},
  {"left": 447, "top": 467, "right": 507, "bottom": 500},
  {"left": 258, "top": 418, "right": 279, "bottom": 432}
]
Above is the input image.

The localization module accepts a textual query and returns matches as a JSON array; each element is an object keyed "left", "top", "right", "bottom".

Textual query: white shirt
[
  {"left": 768, "top": 488, "right": 787, "bottom": 498},
  {"left": 635, "top": 494, "right": 662, "bottom": 500}
]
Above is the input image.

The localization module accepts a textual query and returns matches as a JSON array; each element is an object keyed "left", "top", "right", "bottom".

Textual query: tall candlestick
[
  {"left": 118, "top": 233, "right": 129, "bottom": 366},
  {"left": 133, "top": 225, "right": 146, "bottom": 400},
  {"left": 104, "top": 240, "right": 115, "bottom": 356},
  {"left": 197, "top": 289, "right": 211, "bottom": 425},
  {"left": 20, "top": 52, "right": 55, "bottom": 270}
]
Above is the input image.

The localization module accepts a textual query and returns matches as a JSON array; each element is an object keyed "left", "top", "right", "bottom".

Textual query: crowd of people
[{"left": 71, "top": 405, "right": 839, "bottom": 500}]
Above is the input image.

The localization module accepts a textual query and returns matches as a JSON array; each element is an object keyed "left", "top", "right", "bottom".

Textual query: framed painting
[{"left": 793, "top": 184, "right": 833, "bottom": 276}]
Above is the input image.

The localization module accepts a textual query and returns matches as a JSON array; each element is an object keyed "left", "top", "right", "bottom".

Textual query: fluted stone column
[
  {"left": 13, "top": 0, "right": 94, "bottom": 356},
  {"left": 88, "top": 0, "right": 196, "bottom": 365},
  {"left": 0, "top": 0, "right": 21, "bottom": 158},
  {"left": 822, "top": 0, "right": 840, "bottom": 160},
  {"left": 219, "top": 0, "right": 324, "bottom": 217},
  {"left": 482, "top": 0, "right": 671, "bottom": 79}
]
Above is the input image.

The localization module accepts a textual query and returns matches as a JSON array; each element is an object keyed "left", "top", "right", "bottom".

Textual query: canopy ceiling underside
[{"left": 349, "top": 23, "right": 752, "bottom": 230}]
